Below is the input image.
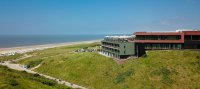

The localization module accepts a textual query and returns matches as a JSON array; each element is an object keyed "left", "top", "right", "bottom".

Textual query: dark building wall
[
  {"left": 183, "top": 35, "right": 200, "bottom": 49},
  {"left": 183, "top": 41, "right": 200, "bottom": 49},
  {"left": 135, "top": 43, "right": 146, "bottom": 57},
  {"left": 143, "top": 43, "right": 182, "bottom": 49}
]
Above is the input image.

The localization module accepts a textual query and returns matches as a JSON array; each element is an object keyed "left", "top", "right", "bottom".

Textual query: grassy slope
[
  {"left": 18, "top": 42, "right": 100, "bottom": 68},
  {"left": 0, "top": 65, "right": 71, "bottom": 89},
  {"left": 0, "top": 54, "right": 22, "bottom": 61},
  {"left": 18, "top": 43, "right": 200, "bottom": 89},
  {"left": 123, "top": 50, "right": 200, "bottom": 89}
]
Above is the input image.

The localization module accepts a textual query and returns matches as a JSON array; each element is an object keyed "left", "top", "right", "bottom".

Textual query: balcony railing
[
  {"left": 101, "top": 46, "right": 120, "bottom": 53},
  {"left": 134, "top": 39, "right": 184, "bottom": 43},
  {"left": 102, "top": 44, "right": 119, "bottom": 49}
]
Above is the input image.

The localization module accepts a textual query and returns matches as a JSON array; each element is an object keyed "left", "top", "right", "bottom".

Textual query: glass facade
[
  {"left": 136, "top": 35, "right": 181, "bottom": 40},
  {"left": 144, "top": 43, "right": 181, "bottom": 49},
  {"left": 185, "top": 35, "right": 200, "bottom": 41}
]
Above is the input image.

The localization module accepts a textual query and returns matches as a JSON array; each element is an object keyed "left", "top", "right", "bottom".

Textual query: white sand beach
[{"left": 0, "top": 40, "right": 100, "bottom": 56}]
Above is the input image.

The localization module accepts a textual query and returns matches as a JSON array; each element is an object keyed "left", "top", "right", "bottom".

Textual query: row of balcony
[
  {"left": 102, "top": 42, "right": 120, "bottom": 48},
  {"left": 101, "top": 46, "right": 120, "bottom": 54}
]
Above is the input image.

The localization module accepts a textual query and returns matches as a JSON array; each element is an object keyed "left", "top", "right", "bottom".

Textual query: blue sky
[{"left": 0, "top": 0, "right": 200, "bottom": 35}]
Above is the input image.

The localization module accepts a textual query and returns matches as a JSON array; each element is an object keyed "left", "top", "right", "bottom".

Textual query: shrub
[
  {"left": 21, "top": 70, "right": 27, "bottom": 73},
  {"left": 196, "top": 56, "right": 200, "bottom": 59},
  {"left": 33, "top": 73, "right": 40, "bottom": 77},
  {"left": 8, "top": 79, "right": 18, "bottom": 86},
  {"left": 27, "top": 59, "right": 42, "bottom": 68},
  {"left": 30, "top": 76, "right": 57, "bottom": 86},
  {"left": 41, "top": 79, "right": 56, "bottom": 86}
]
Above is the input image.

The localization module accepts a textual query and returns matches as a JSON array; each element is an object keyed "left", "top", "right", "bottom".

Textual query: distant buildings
[{"left": 101, "top": 29, "right": 200, "bottom": 59}]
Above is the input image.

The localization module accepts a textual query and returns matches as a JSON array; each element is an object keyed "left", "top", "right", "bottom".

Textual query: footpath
[{"left": 0, "top": 56, "right": 87, "bottom": 89}]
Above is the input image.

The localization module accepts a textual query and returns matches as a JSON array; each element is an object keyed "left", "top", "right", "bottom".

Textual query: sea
[{"left": 0, "top": 35, "right": 105, "bottom": 48}]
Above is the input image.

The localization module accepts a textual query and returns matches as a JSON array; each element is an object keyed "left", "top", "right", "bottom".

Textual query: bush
[
  {"left": 21, "top": 70, "right": 27, "bottom": 73},
  {"left": 8, "top": 79, "right": 18, "bottom": 86},
  {"left": 41, "top": 79, "right": 56, "bottom": 86},
  {"left": 196, "top": 56, "right": 200, "bottom": 59},
  {"left": 27, "top": 59, "right": 42, "bottom": 68},
  {"left": 33, "top": 73, "right": 40, "bottom": 77},
  {"left": 30, "top": 75, "right": 57, "bottom": 86}
]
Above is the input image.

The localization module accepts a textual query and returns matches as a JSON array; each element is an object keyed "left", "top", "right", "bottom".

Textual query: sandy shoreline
[{"left": 0, "top": 40, "right": 101, "bottom": 56}]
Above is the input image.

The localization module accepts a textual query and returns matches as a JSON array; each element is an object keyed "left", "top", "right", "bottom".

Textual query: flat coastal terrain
[{"left": 0, "top": 40, "right": 100, "bottom": 56}]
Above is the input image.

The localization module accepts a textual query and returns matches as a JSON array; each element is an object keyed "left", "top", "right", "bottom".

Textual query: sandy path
[
  {"left": 30, "top": 63, "right": 42, "bottom": 70},
  {"left": 0, "top": 41, "right": 94, "bottom": 89},
  {"left": 0, "top": 60, "right": 87, "bottom": 89}
]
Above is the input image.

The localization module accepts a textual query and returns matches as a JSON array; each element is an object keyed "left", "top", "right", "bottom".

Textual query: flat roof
[{"left": 134, "top": 29, "right": 200, "bottom": 35}]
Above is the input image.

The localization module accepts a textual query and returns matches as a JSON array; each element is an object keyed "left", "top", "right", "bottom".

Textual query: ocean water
[{"left": 0, "top": 35, "right": 104, "bottom": 48}]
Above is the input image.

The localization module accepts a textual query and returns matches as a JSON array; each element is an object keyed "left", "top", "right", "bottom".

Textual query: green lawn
[
  {"left": 0, "top": 65, "right": 71, "bottom": 89},
  {"left": 17, "top": 42, "right": 200, "bottom": 89}
]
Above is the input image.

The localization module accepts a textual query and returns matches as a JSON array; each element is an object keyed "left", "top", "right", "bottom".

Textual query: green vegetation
[
  {"left": 0, "top": 54, "right": 22, "bottom": 61},
  {"left": 0, "top": 65, "right": 71, "bottom": 89},
  {"left": 17, "top": 42, "right": 200, "bottom": 89},
  {"left": 18, "top": 42, "right": 100, "bottom": 68},
  {"left": 114, "top": 68, "right": 134, "bottom": 84}
]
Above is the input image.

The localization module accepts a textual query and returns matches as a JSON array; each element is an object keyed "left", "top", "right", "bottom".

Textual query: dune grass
[
  {"left": 121, "top": 50, "right": 200, "bottom": 89},
  {"left": 0, "top": 54, "right": 23, "bottom": 61},
  {"left": 0, "top": 65, "right": 71, "bottom": 89},
  {"left": 18, "top": 42, "right": 100, "bottom": 68},
  {"left": 17, "top": 42, "right": 200, "bottom": 89}
]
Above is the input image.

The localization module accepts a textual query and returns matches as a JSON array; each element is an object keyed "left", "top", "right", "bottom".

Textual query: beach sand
[{"left": 0, "top": 40, "right": 100, "bottom": 56}]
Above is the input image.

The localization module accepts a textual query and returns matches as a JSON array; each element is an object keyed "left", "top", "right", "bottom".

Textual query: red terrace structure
[{"left": 133, "top": 30, "right": 200, "bottom": 49}]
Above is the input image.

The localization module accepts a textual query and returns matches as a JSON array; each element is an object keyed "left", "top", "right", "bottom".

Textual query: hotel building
[
  {"left": 134, "top": 30, "right": 200, "bottom": 49},
  {"left": 101, "top": 30, "right": 200, "bottom": 59},
  {"left": 101, "top": 36, "right": 136, "bottom": 59}
]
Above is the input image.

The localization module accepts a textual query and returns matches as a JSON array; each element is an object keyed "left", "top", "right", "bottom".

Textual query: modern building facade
[
  {"left": 101, "top": 29, "right": 200, "bottom": 59},
  {"left": 134, "top": 30, "right": 200, "bottom": 49},
  {"left": 101, "top": 36, "right": 136, "bottom": 59}
]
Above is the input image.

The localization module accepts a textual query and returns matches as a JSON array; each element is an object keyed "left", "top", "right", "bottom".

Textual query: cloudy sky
[{"left": 0, "top": 0, "right": 200, "bottom": 35}]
